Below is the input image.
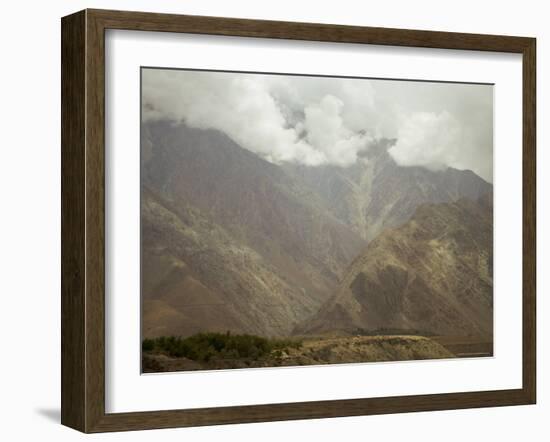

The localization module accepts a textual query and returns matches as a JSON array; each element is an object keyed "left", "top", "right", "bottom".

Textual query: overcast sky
[{"left": 142, "top": 68, "right": 493, "bottom": 182}]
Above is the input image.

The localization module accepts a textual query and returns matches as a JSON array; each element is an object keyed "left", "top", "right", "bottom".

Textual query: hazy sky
[{"left": 142, "top": 68, "right": 493, "bottom": 182}]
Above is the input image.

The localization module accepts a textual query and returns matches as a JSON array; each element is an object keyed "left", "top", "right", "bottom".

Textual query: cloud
[
  {"left": 142, "top": 69, "right": 493, "bottom": 180},
  {"left": 389, "top": 108, "right": 493, "bottom": 182},
  {"left": 142, "top": 70, "right": 377, "bottom": 167},
  {"left": 374, "top": 80, "right": 493, "bottom": 181},
  {"left": 389, "top": 111, "right": 463, "bottom": 171},
  {"left": 143, "top": 70, "right": 325, "bottom": 166},
  {"left": 301, "top": 95, "right": 373, "bottom": 166}
]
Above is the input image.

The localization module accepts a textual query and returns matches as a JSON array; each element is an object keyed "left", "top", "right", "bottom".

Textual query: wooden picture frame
[{"left": 61, "top": 8, "right": 536, "bottom": 433}]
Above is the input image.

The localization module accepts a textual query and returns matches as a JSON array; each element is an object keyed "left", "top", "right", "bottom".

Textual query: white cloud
[
  {"left": 142, "top": 70, "right": 378, "bottom": 167},
  {"left": 375, "top": 80, "right": 493, "bottom": 181},
  {"left": 301, "top": 95, "right": 372, "bottom": 166},
  {"left": 142, "top": 69, "right": 493, "bottom": 180},
  {"left": 143, "top": 70, "right": 326, "bottom": 166},
  {"left": 389, "top": 111, "right": 464, "bottom": 171}
]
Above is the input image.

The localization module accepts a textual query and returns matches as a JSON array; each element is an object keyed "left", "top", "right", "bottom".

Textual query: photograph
[
  {"left": 1, "top": 0, "right": 543, "bottom": 438},
  {"left": 140, "top": 68, "right": 494, "bottom": 373}
]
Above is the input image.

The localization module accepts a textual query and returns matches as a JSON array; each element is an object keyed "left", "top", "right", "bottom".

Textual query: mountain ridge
[
  {"left": 142, "top": 186, "right": 324, "bottom": 337},
  {"left": 284, "top": 138, "right": 492, "bottom": 242},
  {"left": 299, "top": 194, "right": 493, "bottom": 338},
  {"left": 141, "top": 120, "right": 493, "bottom": 343}
]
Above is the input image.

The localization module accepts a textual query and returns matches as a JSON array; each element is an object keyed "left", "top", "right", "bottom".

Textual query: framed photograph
[{"left": 61, "top": 9, "right": 536, "bottom": 433}]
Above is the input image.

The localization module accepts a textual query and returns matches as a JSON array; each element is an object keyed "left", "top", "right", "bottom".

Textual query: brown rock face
[
  {"left": 141, "top": 121, "right": 365, "bottom": 338},
  {"left": 142, "top": 188, "right": 321, "bottom": 337},
  {"left": 301, "top": 194, "right": 493, "bottom": 338}
]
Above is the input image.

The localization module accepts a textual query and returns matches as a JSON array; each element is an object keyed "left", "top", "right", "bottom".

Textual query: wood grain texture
[
  {"left": 84, "top": 9, "right": 107, "bottom": 432},
  {"left": 61, "top": 10, "right": 86, "bottom": 432},
  {"left": 60, "top": 8, "right": 537, "bottom": 433},
  {"left": 522, "top": 38, "right": 537, "bottom": 403},
  {"left": 90, "top": 389, "right": 531, "bottom": 433},
  {"left": 90, "top": 8, "right": 532, "bottom": 52}
]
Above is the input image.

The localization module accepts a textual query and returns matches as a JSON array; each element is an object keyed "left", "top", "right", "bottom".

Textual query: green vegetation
[{"left": 142, "top": 332, "right": 301, "bottom": 363}]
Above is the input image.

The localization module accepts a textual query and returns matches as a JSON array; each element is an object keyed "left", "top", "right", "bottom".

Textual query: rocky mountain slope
[
  {"left": 301, "top": 194, "right": 493, "bottom": 338},
  {"left": 141, "top": 120, "right": 493, "bottom": 342},
  {"left": 285, "top": 139, "right": 492, "bottom": 242},
  {"left": 142, "top": 188, "right": 322, "bottom": 337},
  {"left": 141, "top": 121, "right": 365, "bottom": 337}
]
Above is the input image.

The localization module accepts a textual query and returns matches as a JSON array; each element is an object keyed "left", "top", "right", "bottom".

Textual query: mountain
[
  {"left": 142, "top": 188, "right": 322, "bottom": 337},
  {"left": 141, "top": 120, "right": 493, "bottom": 341},
  {"left": 141, "top": 121, "right": 366, "bottom": 337},
  {"left": 284, "top": 139, "right": 492, "bottom": 242},
  {"left": 300, "top": 194, "right": 493, "bottom": 338}
]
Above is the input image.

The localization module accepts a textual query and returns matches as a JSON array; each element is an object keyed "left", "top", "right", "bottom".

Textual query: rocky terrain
[
  {"left": 284, "top": 138, "right": 492, "bottom": 242},
  {"left": 301, "top": 194, "right": 493, "bottom": 338},
  {"left": 142, "top": 188, "right": 320, "bottom": 337},
  {"left": 142, "top": 334, "right": 454, "bottom": 373},
  {"left": 141, "top": 120, "right": 494, "bottom": 368},
  {"left": 142, "top": 121, "right": 365, "bottom": 337}
]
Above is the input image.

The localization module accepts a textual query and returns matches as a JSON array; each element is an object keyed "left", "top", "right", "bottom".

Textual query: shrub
[
  {"left": 142, "top": 332, "right": 302, "bottom": 362},
  {"left": 142, "top": 338, "right": 155, "bottom": 352}
]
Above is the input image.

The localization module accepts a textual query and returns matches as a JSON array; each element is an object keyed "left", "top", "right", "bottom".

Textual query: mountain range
[
  {"left": 141, "top": 120, "right": 493, "bottom": 340},
  {"left": 300, "top": 194, "right": 493, "bottom": 338}
]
